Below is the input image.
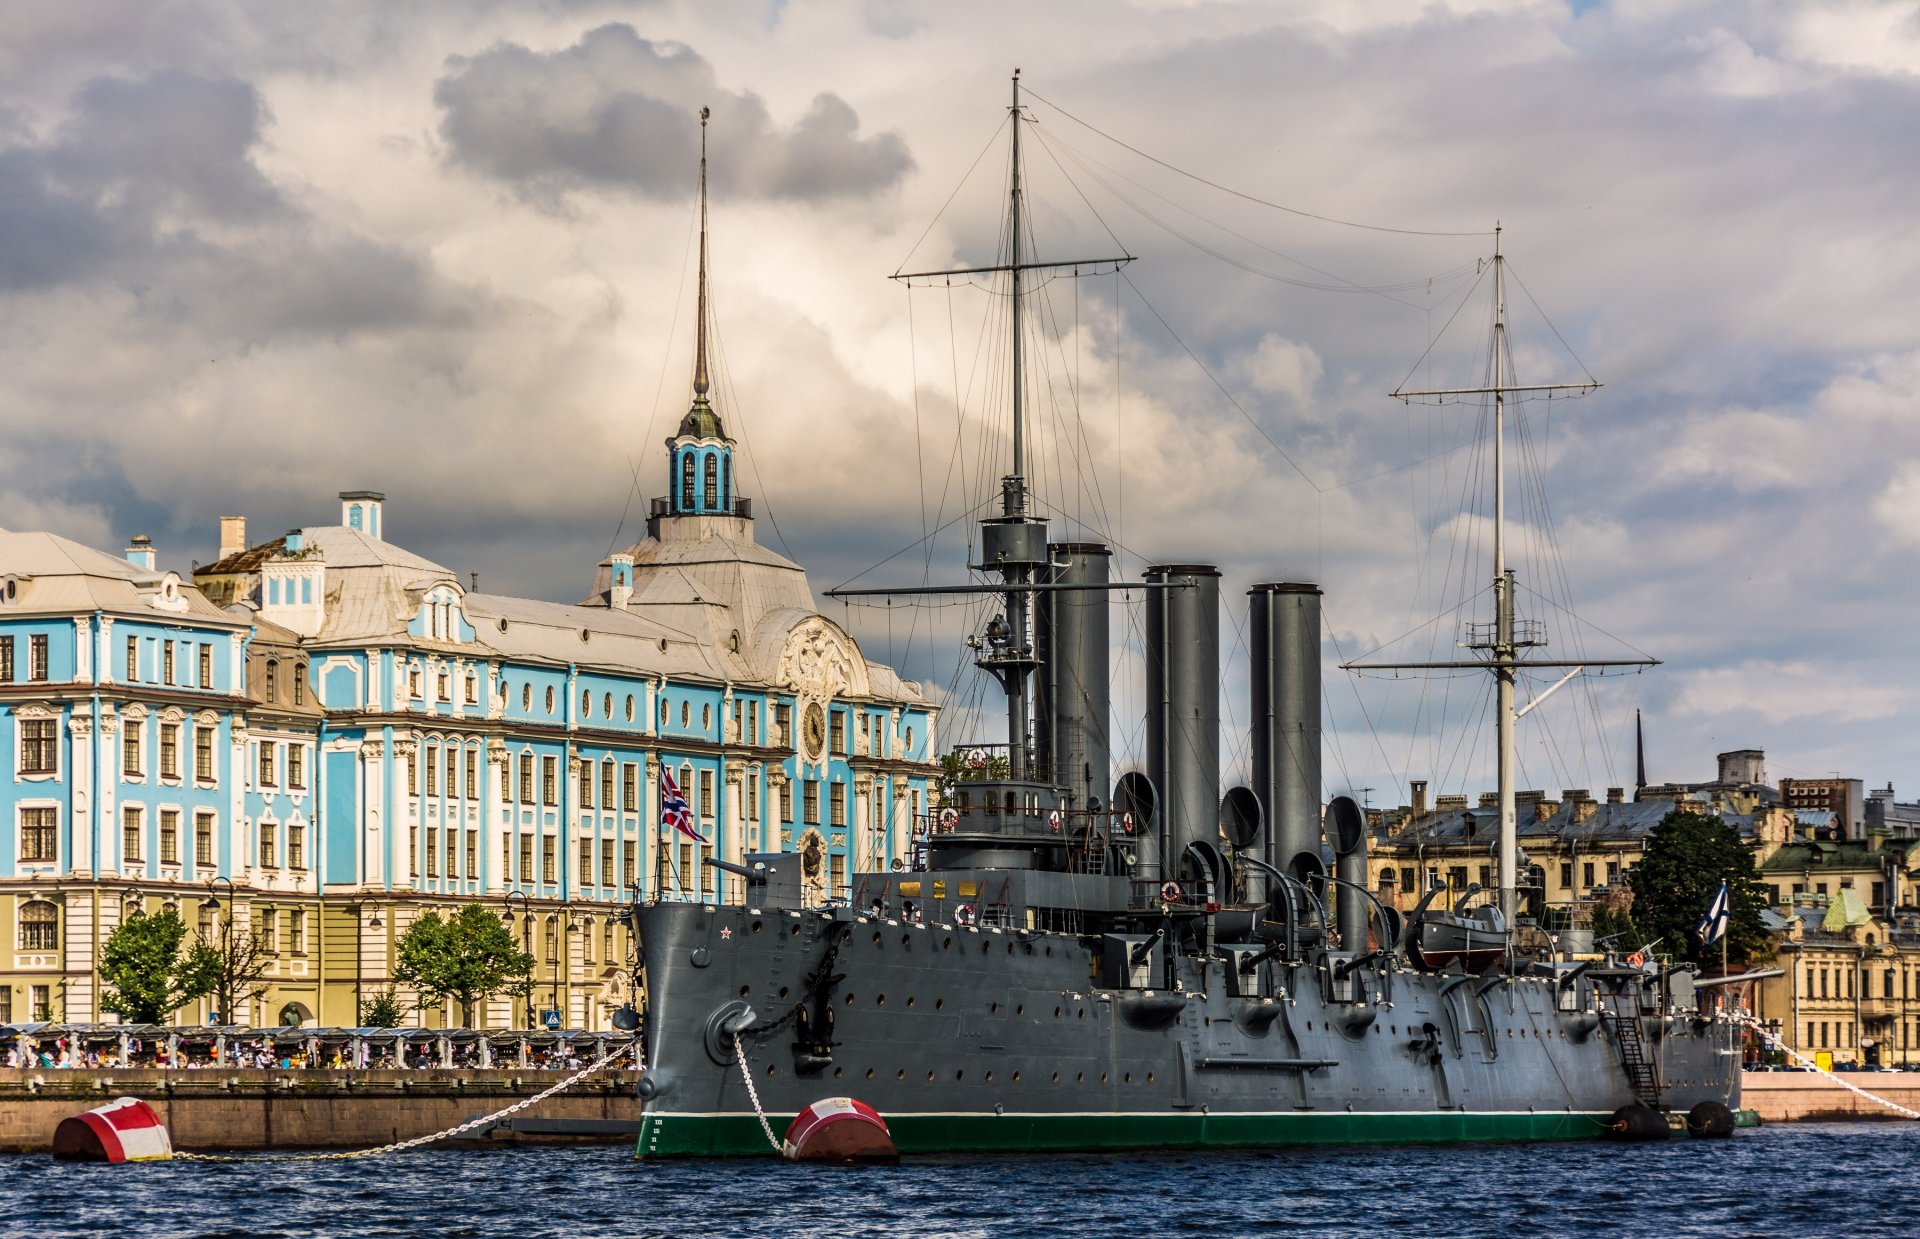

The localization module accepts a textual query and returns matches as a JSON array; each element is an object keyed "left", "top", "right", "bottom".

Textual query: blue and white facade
[{"left": 0, "top": 531, "right": 254, "bottom": 1025}]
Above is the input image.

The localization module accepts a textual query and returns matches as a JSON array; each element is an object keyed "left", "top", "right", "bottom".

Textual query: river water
[{"left": 4, "top": 1122, "right": 1908, "bottom": 1238}]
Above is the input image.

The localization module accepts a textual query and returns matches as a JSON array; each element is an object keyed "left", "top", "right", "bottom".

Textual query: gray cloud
[{"left": 433, "top": 23, "right": 913, "bottom": 201}]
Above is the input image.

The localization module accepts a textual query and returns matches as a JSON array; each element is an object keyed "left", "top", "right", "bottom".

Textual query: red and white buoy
[
  {"left": 52, "top": 1096, "right": 174, "bottom": 1163},
  {"left": 781, "top": 1097, "right": 897, "bottom": 1164}
]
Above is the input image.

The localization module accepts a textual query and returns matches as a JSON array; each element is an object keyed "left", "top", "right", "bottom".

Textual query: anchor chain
[
  {"left": 1736, "top": 1012, "right": 1920, "bottom": 1121},
  {"left": 731, "top": 1031, "right": 783, "bottom": 1154},
  {"left": 176, "top": 1037, "right": 643, "bottom": 1162}
]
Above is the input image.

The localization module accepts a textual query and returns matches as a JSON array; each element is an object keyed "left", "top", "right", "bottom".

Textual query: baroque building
[{"left": 1, "top": 133, "right": 939, "bottom": 1030}]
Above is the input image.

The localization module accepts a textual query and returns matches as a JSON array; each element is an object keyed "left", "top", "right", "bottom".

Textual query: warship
[{"left": 630, "top": 78, "right": 1744, "bottom": 1157}]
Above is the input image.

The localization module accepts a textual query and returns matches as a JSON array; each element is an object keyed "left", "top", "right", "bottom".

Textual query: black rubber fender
[
  {"left": 1605, "top": 1101, "right": 1670, "bottom": 1141},
  {"left": 1686, "top": 1100, "right": 1736, "bottom": 1138}
]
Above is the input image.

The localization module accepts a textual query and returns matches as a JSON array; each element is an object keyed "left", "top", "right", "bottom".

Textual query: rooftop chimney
[
  {"left": 1607, "top": 787, "right": 1625, "bottom": 804},
  {"left": 1410, "top": 779, "right": 1428, "bottom": 818},
  {"left": 218, "top": 515, "right": 247, "bottom": 560},
  {"left": 125, "top": 535, "right": 156, "bottom": 572}
]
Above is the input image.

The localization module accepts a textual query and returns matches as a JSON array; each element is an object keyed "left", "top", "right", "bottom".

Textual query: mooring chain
[
  {"left": 1735, "top": 1012, "right": 1920, "bottom": 1121},
  {"left": 730, "top": 1031, "right": 783, "bottom": 1154},
  {"left": 175, "top": 1038, "right": 642, "bottom": 1162}
]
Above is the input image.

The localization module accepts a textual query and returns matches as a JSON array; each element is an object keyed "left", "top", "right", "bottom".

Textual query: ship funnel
[
  {"left": 1250, "top": 583, "right": 1322, "bottom": 884},
  {"left": 1220, "top": 786, "right": 1265, "bottom": 903},
  {"left": 1145, "top": 564, "right": 1221, "bottom": 882},
  {"left": 1113, "top": 771, "right": 1160, "bottom": 883},
  {"left": 1327, "top": 795, "right": 1370, "bottom": 949},
  {"left": 1036, "top": 543, "right": 1111, "bottom": 807}
]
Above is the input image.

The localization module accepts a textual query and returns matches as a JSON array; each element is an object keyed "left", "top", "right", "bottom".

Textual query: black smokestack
[{"left": 1146, "top": 565, "right": 1220, "bottom": 873}]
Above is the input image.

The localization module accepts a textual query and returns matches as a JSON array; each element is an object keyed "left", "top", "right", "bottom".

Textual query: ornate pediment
[{"left": 778, "top": 618, "right": 867, "bottom": 698}]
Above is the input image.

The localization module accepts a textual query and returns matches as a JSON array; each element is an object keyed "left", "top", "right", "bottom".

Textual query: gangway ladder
[{"left": 1600, "top": 987, "right": 1661, "bottom": 1106}]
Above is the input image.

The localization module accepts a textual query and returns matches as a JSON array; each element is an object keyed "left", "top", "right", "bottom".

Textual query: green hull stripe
[{"left": 635, "top": 1108, "right": 1613, "bottom": 1158}]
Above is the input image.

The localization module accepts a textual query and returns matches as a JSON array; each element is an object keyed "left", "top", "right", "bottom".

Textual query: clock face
[{"left": 803, "top": 702, "right": 827, "bottom": 756}]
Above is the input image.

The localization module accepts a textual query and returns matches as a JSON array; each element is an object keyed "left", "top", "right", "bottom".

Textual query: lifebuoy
[
  {"left": 1047, "top": 810, "right": 1061, "bottom": 832},
  {"left": 1121, "top": 812, "right": 1135, "bottom": 834},
  {"left": 954, "top": 903, "right": 975, "bottom": 926},
  {"left": 1160, "top": 881, "right": 1181, "bottom": 903},
  {"left": 939, "top": 807, "right": 959, "bottom": 829}
]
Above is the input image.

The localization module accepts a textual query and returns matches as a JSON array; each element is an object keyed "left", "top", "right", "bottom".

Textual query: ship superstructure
[{"left": 630, "top": 79, "right": 1743, "bottom": 1157}]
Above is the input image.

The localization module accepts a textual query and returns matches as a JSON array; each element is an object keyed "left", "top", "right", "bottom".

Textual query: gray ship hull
[{"left": 633, "top": 901, "right": 1742, "bottom": 1157}]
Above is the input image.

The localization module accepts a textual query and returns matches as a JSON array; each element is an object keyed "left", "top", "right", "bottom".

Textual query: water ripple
[{"left": 6, "top": 1123, "right": 1917, "bottom": 1239}]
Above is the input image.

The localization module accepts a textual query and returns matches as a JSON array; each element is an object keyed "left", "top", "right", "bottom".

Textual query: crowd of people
[{"left": 2, "top": 1033, "right": 603, "bottom": 1071}]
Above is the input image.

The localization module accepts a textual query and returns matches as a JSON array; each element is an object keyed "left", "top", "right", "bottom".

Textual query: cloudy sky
[{"left": 3, "top": 0, "right": 1917, "bottom": 809}]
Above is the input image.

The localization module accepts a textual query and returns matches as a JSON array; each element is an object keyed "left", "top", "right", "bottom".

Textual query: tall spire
[{"left": 693, "top": 104, "right": 711, "bottom": 400}]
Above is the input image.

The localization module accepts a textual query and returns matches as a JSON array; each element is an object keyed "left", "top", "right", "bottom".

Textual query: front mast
[
  {"left": 833, "top": 73, "right": 1132, "bottom": 781},
  {"left": 1004, "top": 70, "right": 1033, "bottom": 779}
]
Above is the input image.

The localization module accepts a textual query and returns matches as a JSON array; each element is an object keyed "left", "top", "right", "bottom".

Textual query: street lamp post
[
  {"left": 350, "top": 903, "right": 385, "bottom": 1026},
  {"left": 202, "top": 876, "right": 236, "bottom": 1025},
  {"left": 502, "top": 891, "right": 533, "bottom": 1028}
]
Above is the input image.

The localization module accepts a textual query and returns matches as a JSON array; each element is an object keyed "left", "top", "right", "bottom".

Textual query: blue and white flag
[{"left": 1696, "top": 881, "right": 1730, "bottom": 947}]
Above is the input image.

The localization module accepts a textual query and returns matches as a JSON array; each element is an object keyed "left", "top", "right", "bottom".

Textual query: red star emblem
[{"left": 719, "top": 927, "right": 733, "bottom": 940}]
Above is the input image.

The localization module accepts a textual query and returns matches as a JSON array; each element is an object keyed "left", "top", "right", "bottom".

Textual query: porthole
[
  {"left": 765, "top": 1064, "right": 776, "bottom": 1076},
  {"left": 845, "top": 993, "right": 855, "bottom": 1005},
  {"left": 1053, "top": 1007, "right": 1062, "bottom": 1019},
  {"left": 866, "top": 1069, "right": 874, "bottom": 1080},
  {"left": 943, "top": 937, "right": 952, "bottom": 950},
  {"left": 927, "top": 1071, "right": 936, "bottom": 1082},
  {"left": 873, "top": 932, "right": 883, "bottom": 945},
  {"left": 1011, "top": 1072, "right": 1021, "bottom": 1083},
  {"left": 876, "top": 995, "right": 886, "bottom": 1007},
  {"left": 752, "top": 921, "right": 764, "bottom": 934},
  {"left": 935, "top": 999, "right": 944, "bottom": 1010},
  {"left": 954, "top": 1070, "right": 964, "bottom": 1081},
  {"left": 658, "top": 638, "right": 668, "bottom": 652},
  {"left": 906, "top": 997, "right": 916, "bottom": 1008},
  {"left": 1076, "top": 1072, "right": 1084, "bottom": 1083},
  {"left": 984, "top": 1071, "right": 993, "bottom": 1082},
  {"left": 1146, "top": 1073, "right": 1154, "bottom": 1084},
  {"left": 497, "top": 618, "right": 509, "bottom": 633},
  {"left": 1123, "top": 1073, "right": 1132, "bottom": 1084},
  {"left": 897, "top": 1069, "right": 906, "bottom": 1080},
  {"left": 1100, "top": 1073, "right": 1108, "bottom": 1084},
  {"left": 777, "top": 986, "right": 789, "bottom": 999},
  {"left": 1051, "top": 1072, "right": 1060, "bottom": 1083},
  {"left": 1077, "top": 1009, "right": 1085, "bottom": 1020},
  {"left": 833, "top": 1067, "right": 843, "bottom": 1079},
  {"left": 989, "top": 1001, "right": 999, "bottom": 1013},
  {"left": 902, "top": 934, "right": 912, "bottom": 947},
  {"left": 1015, "top": 1004, "right": 1023, "bottom": 1016},
  {"left": 739, "top": 986, "right": 750, "bottom": 998}
]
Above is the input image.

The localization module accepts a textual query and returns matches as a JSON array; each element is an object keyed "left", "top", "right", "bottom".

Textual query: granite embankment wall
[
  {"left": 0, "top": 1069, "right": 643, "bottom": 1154},
  {"left": 1740, "top": 1071, "right": 1920, "bottom": 1123}
]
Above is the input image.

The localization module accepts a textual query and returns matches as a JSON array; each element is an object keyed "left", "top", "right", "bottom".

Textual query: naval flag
[
  {"left": 661, "top": 768, "right": 705, "bottom": 843},
  {"left": 1696, "top": 881, "right": 1730, "bottom": 948}
]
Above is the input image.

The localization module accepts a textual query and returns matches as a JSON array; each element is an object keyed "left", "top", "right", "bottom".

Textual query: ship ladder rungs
[{"left": 1600, "top": 991, "right": 1660, "bottom": 1106}]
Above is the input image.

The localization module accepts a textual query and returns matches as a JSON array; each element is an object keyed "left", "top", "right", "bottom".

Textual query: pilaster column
[
  {"left": 361, "top": 740, "right": 386, "bottom": 889},
  {"left": 67, "top": 713, "right": 94, "bottom": 878}
]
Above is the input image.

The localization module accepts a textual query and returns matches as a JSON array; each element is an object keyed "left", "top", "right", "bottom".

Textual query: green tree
[
  {"left": 199, "top": 905, "right": 275, "bottom": 1025},
  {"left": 937, "top": 749, "right": 1010, "bottom": 802},
  {"left": 358, "top": 986, "right": 408, "bottom": 1028},
  {"left": 393, "top": 904, "right": 535, "bottom": 1026},
  {"left": 1626, "top": 808, "right": 1771, "bottom": 967},
  {"left": 98, "top": 910, "right": 221, "bottom": 1024}
]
